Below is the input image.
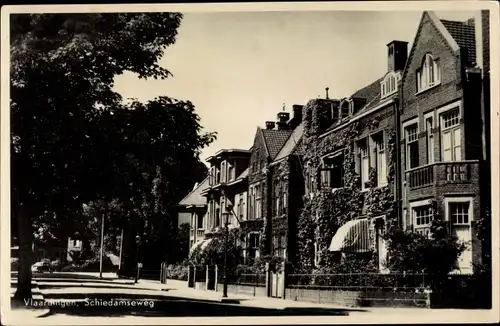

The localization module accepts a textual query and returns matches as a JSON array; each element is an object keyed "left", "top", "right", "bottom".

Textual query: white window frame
[
  {"left": 255, "top": 183, "right": 261, "bottom": 220},
  {"left": 380, "top": 72, "right": 401, "bottom": 99},
  {"left": 409, "top": 199, "right": 433, "bottom": 237},
  {"left": 402, "top": 118, "right": 419, "bottom": 171},
  {"left": 417, "top": 54, "right": 441, "bottom": 93},
  {"left": 358, "top": 138, "right": 370, "bottom": 191},
  {"left": 424, "top": 111, "right": 435, "bottom": 164},
  {"left": 372, "top": 132, "right": 387, "bottom": 187},
  {"left": 444, "top": 196, "right": 474, "bottom": 273},
  {"left": 438, "top": 102, "right": 462, "bottom": 162}
]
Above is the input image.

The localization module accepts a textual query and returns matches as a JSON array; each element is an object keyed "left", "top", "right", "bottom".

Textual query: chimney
[
  {"left": 276, "top": 112, "right": 290, "bottom": 130},
  {"left": 387, "top": 40, "right": 408, "bottom": 72},
  {"left": 292, "top": 104, "right": 303, "bottom": 123},
  {"left": 475, "top": 10, "right": 490, "bottom": 75},
  {"left": 265, "top": 121, "right": 275, "bottom": 130}
]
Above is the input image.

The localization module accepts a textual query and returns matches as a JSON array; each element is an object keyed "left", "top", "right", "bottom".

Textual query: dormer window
[
  {"left": 381, "top": 72, "right": 401, "bottom": 99},
  {"left": 340, "top": 100, "right": 350, "bottom": 120},
  {"left": 416, "top": 54, "right": 440, "bottom": 92}
]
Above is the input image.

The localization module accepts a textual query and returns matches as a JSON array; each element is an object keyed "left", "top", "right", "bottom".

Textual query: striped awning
[
  {"left": 328, "top": 218, "right": 371, "bottom": 253},
  {"left": 200, "top": 238, "right": 213, "bottom": 251},
  {"left": 189, "top": 239, "right": 206, "bottom": 255}
]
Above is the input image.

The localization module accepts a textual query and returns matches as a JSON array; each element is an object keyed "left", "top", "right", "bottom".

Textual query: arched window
[
  {"left": 416, "top": 54, "right": 440, "bottom": 92},
  {"left": 380, "top": 72, "right": 401, "bottom": 98}
]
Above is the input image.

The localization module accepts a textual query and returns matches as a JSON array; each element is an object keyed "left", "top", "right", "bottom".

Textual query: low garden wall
[{"left": 285, "top": 288, "right": 429, "bottom": 308}]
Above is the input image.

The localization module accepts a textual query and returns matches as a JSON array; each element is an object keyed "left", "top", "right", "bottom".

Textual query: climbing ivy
[{"left": 296, "top": 100, "right": 398, "bottom": 273}]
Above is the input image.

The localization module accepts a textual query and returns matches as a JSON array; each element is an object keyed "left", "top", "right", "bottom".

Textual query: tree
[{"left": 10, "top": 12, "right": 185, "bottom": 300}]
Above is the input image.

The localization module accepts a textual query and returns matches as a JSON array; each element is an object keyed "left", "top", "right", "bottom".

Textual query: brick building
[
  {"left": 243, "top": 106, "right": 305, "bottom": 263},
  {"left": 299, "top": 39, "right": 405, "bottom": 271},
  {"left": 400, "top": 11, "right": 490, "bottom": 273}
]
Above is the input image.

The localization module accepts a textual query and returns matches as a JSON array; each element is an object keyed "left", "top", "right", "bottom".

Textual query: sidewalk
[{"left": 135, "top": 279, "right": 495, "bottom": 317}]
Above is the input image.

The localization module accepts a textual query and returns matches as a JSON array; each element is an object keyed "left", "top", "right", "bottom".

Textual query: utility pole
[
  {"left": 118, "top": 228, "right": 124, "bottom": 270},
  {"left": 99, "top": 203, "right": 105, "bottom": 279}
]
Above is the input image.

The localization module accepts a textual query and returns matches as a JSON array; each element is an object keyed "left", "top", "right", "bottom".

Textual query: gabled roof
[
  {"left": 178, "top": 176, "right": 209, "bottom": 206},
  {"left": 403, "top": 11, "right": 468, "bottom": 82},
  {"left": 440, "top": 18, "right": 476, "bottom": 65},
  {"left": 273, "top": 122, "right": 304, "bottom": 163},
  {"left": 260, "top": 128, "right": 293, "bottom": 160}
]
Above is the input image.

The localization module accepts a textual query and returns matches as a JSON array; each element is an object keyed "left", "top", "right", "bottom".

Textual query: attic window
[
  {"left": 381, "top": 72, "right": 401, "bottom": 99},
  {"left": 416, "top": 54, "right": 440, "bottom": 93}
]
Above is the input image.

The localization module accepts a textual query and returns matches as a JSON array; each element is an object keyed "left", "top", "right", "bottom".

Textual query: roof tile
[
  {"left": 273, "top": 123, "right": 304, "bottom": 162},
  {"left": 441, "top": 19, "right": 476, "bottom": 64},
  {"left": 178, "top": 176, "right": 209, "bottom": 206},
  {"left": 261, "top": 129, "right": 293, "bottom": 160}
]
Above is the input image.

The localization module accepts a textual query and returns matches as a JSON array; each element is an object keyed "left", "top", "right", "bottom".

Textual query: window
[
  {"left": 405, "top": 123, "right": 419, "bottom": 169},
  {"left": 273, "top": 180, "right": 280, "bottom": 216},
  {"left": 341, "top": 101, "right": 349, "bottom": 119},
  {"left": 237, "top": 196, "right": 244, "bottom": 220},
  {"left": 197, "top": 214, "right": 204, "bottom": 229},
  {"left": 381, "top": 73, "right": 401, "bottom": 98},
  {"left": 425, "top": 116, "right": 434, "bottom": 164},
  {"left": 228, "top": 164, "right": 234, "bottom": 182},
  {"left": 255, "top": 184, "right": 262, "bottom": 219},
  {"left": 450, "top": 202, "right": 470, "bottom": 225},
  {"left": 221, "top": 161, "right": 226, "bottom": 183},
  {"left": 446, "top": 199, "right": 473, "bottom": 272},
  {"left": 248, "top": 233, "right": 260, "bottom": 259},
  {"left": 358, "top": 139, "right": 370, "bottom": 190},
  {"left": 273, "top": 234, "right": 286, "bottom": 258},
  {"left": 417, "top": 54, "right": 441, "bottom": 92},
  {"left": 215, "top": 208, "right": 220, "bottom": 227},
  {"left": 248, "top": 186, "right": 254, "bottom": 220},
  {"left": 412, "top": 205, "right": 433, "bottom": 237},
  {"left": 440, "top": 108, "right": 461, "bottom": 162},
  {"left": 320, "top": 152, "right": 344, "bottom": 189},
  {"left": 373, "top": 133, "right": 387, "bottom": 186}
]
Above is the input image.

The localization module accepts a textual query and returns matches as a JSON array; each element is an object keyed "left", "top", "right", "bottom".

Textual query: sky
[{"left": 113, "top": 10, "right": 478, "bottom": 164}]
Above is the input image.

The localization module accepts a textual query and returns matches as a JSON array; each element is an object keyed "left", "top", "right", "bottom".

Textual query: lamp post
[
  {"left": 219, "top": 204, "right": 242, "bottom": 303},
  {"left": 135, "top": 235, "right": 141, "bottom": 284},
  {"left": 221, "top": 210, "right": 230, "bottom": 298}
]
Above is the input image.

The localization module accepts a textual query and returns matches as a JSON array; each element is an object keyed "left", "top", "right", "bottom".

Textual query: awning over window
[
  {"left": 328, "top": 218, "right": 371, "bottom": 253},
  {"left": 189, "top": 239, "right": 206, "bottom": 255},
  {"left": 200, "top": 238, "right": 213, "bottom": 251}
]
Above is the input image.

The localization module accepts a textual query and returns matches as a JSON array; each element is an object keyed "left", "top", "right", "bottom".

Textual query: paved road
[{"left": 6, "top": 272, "right": 496, "bottom": 325}]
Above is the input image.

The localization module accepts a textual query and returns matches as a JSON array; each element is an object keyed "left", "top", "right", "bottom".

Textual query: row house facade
[
  {"left": 245, "top": 107, "right": 305, "bottom": 263},
  {"left": 299, "top": 10, "right": 490, "bottom": 274},
  {"left": 301, "top": 39, "right": 404, "bottom": 271},
  {"left": 400, "top": 11, "right": 490, "bottom": 273},
  {"left": 201, "top": 149, "right": 252, "bottom": 259},
  {"left": 180, "top": 11, "right": 490, "bottom": 275}
]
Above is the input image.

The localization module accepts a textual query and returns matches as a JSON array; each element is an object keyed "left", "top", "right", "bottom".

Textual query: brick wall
[{"left": 285, "top": 288, "right": 429, "bottom": 308}]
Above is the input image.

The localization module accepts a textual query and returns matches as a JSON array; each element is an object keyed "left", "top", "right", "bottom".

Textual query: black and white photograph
[{"left": 1, "top": 1, "right": 499, "bottom": 325}]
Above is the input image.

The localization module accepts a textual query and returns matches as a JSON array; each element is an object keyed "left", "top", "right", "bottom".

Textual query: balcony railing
[{"left": 405, "top": 161, "right": 478, "bottom": 189}]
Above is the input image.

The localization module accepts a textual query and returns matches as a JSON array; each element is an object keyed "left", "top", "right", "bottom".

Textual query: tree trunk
[{"left": 13, "top": 201, "right": 33, "bottom": 301}]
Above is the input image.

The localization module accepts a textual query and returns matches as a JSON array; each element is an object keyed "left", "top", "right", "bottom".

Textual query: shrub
[
  {"left": 166, "top": 264, "right": 189, "bottom": 281},
  {"left": 384, "top": 219, "right": 465, "bottom": 288}
]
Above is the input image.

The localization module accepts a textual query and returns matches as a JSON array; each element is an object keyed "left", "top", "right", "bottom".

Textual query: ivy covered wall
[{"left": 296, "top": 98, "right": 399, "bottom": 273}]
